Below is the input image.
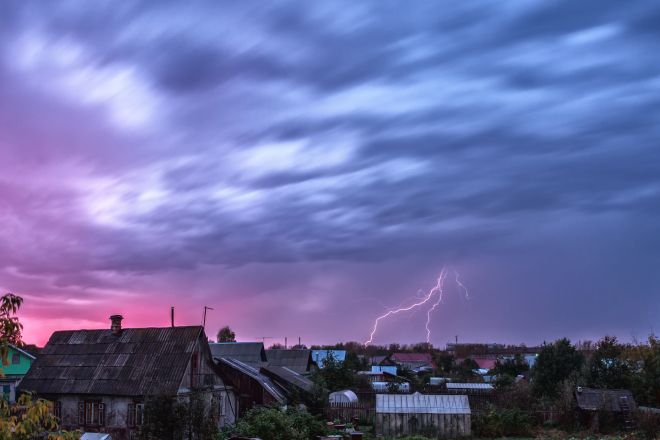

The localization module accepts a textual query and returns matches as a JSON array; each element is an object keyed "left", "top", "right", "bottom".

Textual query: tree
[
  {"left": 216, "top": 326, "right": 236, "bottom": 343},
  {"left": 310, "top": 352, "right": 356, "bottom": 392},
  {"left": 531, "top": 338, "right": 584, "bottom": 398},
  {"left": 0, "top": 293, "right": 79, "bottom": 440},
  {"left": 586, "top": 335, "right": 632, "bottom": 390},
  {"left": 0, "top": 293, "right": 23, "bottom": 368}
]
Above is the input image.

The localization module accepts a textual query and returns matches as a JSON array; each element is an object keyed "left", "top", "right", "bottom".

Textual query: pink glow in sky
[{"left": 2, "top": 2, "right": 659, "bottom": 348}]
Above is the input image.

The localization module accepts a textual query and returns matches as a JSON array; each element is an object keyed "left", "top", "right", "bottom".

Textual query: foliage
[
  {"left": 452, "top": 358, "right": 479, "bottom": 381},
  {"left": 532, "top": 338, "right": 584, "bottom": 398},
  {"left": 137, "top": 392, "right": 217, "bottom": 440},
  {"left": 491, "top": 354, "right": 530, "bottom": 377},
  {"left": 586, "top": 336, "right": 632, "bottom": 390},
  {"left": 636, "top": 410, "right": 660, "bottom": 440},
  {"left": 310, "top": 351, "right": 356, "bottom": 392},
  {"left": 634, "top": 336, "right": 660, "bottom": 406},
  {"left": 434, "top": 352, "right": 454, "bottom": 373},
  {"left": 0, "top": 393, "right": 80, "bottom": 440},
  {"left": 216, "top": 326, "right": 236, "bottom": 343},
  {"left": 229, "top": 406, "right": 327, "bottom": 440},
  {"left": 472, "top": 408, "right": 532, "bottom": 437},
  {"left": 0, "top": 293, "right": 24, "bottom": 372}
]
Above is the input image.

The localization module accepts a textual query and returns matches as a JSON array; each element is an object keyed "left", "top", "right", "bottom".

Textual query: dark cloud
[{"left": 1, "top": 0, "right": 659, "bottom": 344}]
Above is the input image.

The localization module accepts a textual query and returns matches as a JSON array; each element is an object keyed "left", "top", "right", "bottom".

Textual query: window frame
[
  {"left": 11, "top": 353, "right": 20, "bottom": 365},
  {"left": 78, "top": 400, "right": 105, "bottom": 427}
]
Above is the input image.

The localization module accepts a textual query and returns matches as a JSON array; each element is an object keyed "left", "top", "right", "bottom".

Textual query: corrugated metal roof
[
  {"left": 446, "top": 383, "right": 494, "bottom": 390},
  {"left": 210, "top": 343, "right": 266, "bottom": 368},
  {"left": 265, "top": 349, "right": 312, "bottom": 374},
  {"left": 18, "top": 326, "right": 203, "bottom": 397},
  {"left": 261, "top": 365, "right": 315, "bottom": 393},
  {"left": 376, "top": 393, "right": 471, "bottom": 414},
  {"left": 217, "top": 358, "right": 286, "bottom": 403},
  {"left": 575, "top": 387, "right": 637, "bottom": 411}
]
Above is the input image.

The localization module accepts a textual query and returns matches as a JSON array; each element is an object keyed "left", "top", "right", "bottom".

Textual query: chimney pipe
[
  {"left": 171, "top": 307, "right": 175, "bottom": 327},
  {"left": 110, "top": 315, "right": 123, "bottom": 335}
]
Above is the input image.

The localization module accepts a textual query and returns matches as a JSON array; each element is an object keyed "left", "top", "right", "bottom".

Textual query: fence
[{"left": 325, "top": 401, "right": 375, "bottom": 425}]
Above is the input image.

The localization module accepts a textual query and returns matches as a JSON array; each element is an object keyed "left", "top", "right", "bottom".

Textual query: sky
[{"left": 1, "top": 1, "right": 659, "bottom": 347}]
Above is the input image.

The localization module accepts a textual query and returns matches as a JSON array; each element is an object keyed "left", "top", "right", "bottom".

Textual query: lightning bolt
[
  {"left": 454, "top": 269, "right": 469, "bottom": 300},
  {"left": 364, "top": 267, "right": 471, "bottom": 346},
  {"left": 425, "top": 268, "right": 449, "bottom": 343},
  {"left": 364, "top": 272, "right": 447, "bottom": 346}
]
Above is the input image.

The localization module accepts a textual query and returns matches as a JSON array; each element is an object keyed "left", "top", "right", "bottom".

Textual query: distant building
[
  {"left": 375, "top": 392, "right": 471, "bottom": 437},
  {"left": 0, "top": 344, "right": 36, "bottom": 402},
  {"left": 390, "top": 353, "right": 436, "bottom": 372},
  {"left": 18, "top": 316, "right": 236, "bottom": 440},
  {"left": 311, "top": 350, "right": 346, "bottom": 368}
]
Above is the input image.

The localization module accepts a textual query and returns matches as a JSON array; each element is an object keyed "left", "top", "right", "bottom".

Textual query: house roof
[
  {"left": 575, "top": 387, "right": 637, "bottom": 412},
  {"left": 446, "top": 383, "right": 494, "bottom": 391},
  {"left": 265, "top": 349, "right": 313, "bottom": 374},
  {"left": 209, "top": 342, "right": 267, "bottom": 368},
  {"left": 8, "top": 344, "right": 36, "bottom": 360},
  {"left": 376, "top": 392, "right": 471, "bottom": 414},
  {"left": 18, "top": 326, "right": 204, "bottom": 397},
  {"left": 216, "top": 357, "right": 286, "bottom": 403},
  {"left": 472, "top": 357, "right": 497, "bottom": 370},
  {"left": 261, "top": 365, "right": 315, "bottom": 393},
  {"left": 391, "top": 352, "right": 434, "bottom": 363}
]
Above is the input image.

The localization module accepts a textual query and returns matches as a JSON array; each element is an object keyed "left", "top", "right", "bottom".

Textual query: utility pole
[
  {"left": 202, "top": 306, "right": 214, "bottom": 329},
  {"left": 285, "top": 337, "right": 288, "bottom": 349}
]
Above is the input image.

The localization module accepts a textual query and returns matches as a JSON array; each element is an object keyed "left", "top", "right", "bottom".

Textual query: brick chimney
[{"left": 110, "top": 315, "right": 123, "bottom": 335}]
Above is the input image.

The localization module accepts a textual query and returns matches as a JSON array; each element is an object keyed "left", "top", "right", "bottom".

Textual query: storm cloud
[{"left": 1, "top": 0, "right": 659, "bottom": 345}]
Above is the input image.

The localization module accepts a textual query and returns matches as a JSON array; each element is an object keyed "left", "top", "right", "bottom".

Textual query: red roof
[
  {"left": 391, "top": 352, "right": 436, "bottom": 368},
  {"left": 472, "top": 357, "right": 497, "bottom": 370}
]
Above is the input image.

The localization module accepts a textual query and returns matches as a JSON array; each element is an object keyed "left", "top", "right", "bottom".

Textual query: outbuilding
[
  {"left": 329, "top": 390, "right": 358, "bottom": 404},
  {"left": 375, "top": 392, "right": 471, "bottom": 438}
]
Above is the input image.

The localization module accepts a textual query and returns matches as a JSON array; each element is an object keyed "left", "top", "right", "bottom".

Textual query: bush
[
  {"left": 228, "top": 406, "right": 327, "bottom": 440},
  {"left": 472, "top": 408, "right": 532, "bottom": 438},
  {"left": 636, "top": 410, "right": 660, "bottom": 440}
]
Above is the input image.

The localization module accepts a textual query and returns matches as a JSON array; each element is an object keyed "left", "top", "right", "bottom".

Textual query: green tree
[
  {"left": 0, "top": 293, "right": 23, "bottom": 368},
  {"left": 531, "top": 338, "right": 584, "bottom": 398},
  {"left": 586, "top": 335, "right": 632, "bottom": 389},
  {"left": 311, "top": 352, "right": 355, "bottom": 392},
  {"left": 216, "top": 326, "right": 236, "bottom": 343}
]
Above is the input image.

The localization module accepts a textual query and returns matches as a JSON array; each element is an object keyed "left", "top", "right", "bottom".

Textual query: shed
[
  {"left": 376, "top": 392, "right": 471, "bottom": 438},
  {"left": 329, "top": 390, "right": 358, "bottom": 404},
  {"left": 575, "top": 387, "right": 637, "bottom": 412}
]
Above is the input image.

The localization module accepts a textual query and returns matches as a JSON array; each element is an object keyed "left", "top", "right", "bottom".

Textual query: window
[
  {"left": 2, "top": 385, "right": 9, "bottom": 401},
  {"left": 127, "top": 403, "right": 145, "bottom": 427},
  {"left": 78, "top": 401, "right": 105, "bottom": 426},
  {"left": 11, "top": 353, "right": 20, "bottom": 365},
  {"left": 53, "top": 400, "right": 62, "bottom": 421}
]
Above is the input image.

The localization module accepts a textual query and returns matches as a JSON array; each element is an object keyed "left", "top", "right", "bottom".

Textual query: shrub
[
  {"left": 472, "top": 408, "right": 532, "bottom": 438},
  {"left": 636, "top": 410, "right": 660, "bottom": 440},
  {"left": 229, "top": 406, "right": 327, "bottom": 440}
]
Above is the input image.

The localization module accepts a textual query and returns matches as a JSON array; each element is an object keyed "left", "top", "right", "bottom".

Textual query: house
[
  {"left": 214, "top": 357, "right": 286, "bottom": 416},
  {"left": 17, "top": 315, "right": 236, "bottom": 440},
  {"left": 265, "top": 349, "right": 315, "bottom": 374},
  {"left": 0, "top": 344, "right": 36, "bottom": 402},
  {"left": 209, "top": 342, "right": 267, "bottom": 368},
  {"left": 311, "top": 350, "right": 346, "bottom": 368},
  {"left": 375, "top": 392, "right": 471, "bottom": 437},
  {"left": 390, "top": 353, "right": 436, "bottom": 372}
]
